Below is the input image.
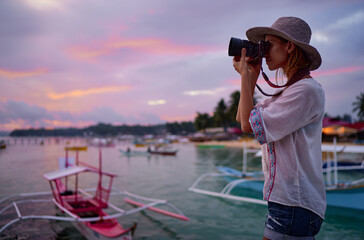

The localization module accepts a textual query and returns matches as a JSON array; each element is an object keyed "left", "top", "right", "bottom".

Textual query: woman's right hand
[
  {"left": 232, "top": 49, "right": 261, "bottom": 79},
  {"left": 233, "top": 56, "right": 242, "bottom": 74}
]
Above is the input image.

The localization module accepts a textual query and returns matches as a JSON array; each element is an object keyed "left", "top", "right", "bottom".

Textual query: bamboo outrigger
[{"left": 0, "top": 146, "right": 188, "bottom": 239}]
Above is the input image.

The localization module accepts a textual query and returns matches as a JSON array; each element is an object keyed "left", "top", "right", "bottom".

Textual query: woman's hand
[
  {"left": 234, "top": 48, "right": 261, "bottom": 133},
  {"left": 232, "top": 48, "right": 261, "bottom": 78}
]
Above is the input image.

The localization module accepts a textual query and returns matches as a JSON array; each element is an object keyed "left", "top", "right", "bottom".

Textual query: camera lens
[
  {"left": 228, "top": 37, "right": 260, "bottom": 57},
  {"left": 228, "top": 37, "right": 243, "bottom": 56}
]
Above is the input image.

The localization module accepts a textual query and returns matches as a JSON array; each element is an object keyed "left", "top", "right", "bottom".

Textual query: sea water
[{"left": 0, "top": 138, "right": 363, "bottom": 240}]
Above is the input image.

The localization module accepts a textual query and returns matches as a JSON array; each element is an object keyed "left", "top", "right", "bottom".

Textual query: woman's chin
[{"left": 267, "top": 65, "right": 276, "bottom": 71}]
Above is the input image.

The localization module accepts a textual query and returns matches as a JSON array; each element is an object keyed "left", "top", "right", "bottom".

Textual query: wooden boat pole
[
  {"left": 333, "top": 137, "right": 338, "bottom": 186},
  {"left": 76, "top": 149, "right": 79, "bottom": 165},
  {"left": 75, "top": 148, "right": 79, "bottom": 202},
  {"left": 65, "top": 148, "right": 69, "bottom": 190},
  {"left": 242, "top": 141, "right": 247, "bottom": 176},
  {"left": 326, "top": 147, "right": 331, "bottom": 186},
  {"left": 98, "top": 147, "right": 103, "bottom": 214}
]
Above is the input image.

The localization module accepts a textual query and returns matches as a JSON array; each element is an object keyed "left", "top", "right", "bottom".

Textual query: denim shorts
[{"left": 264, "top": 202, "right": 323, "bottom": 240}]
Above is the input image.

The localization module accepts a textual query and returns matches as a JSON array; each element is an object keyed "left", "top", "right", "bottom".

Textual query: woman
[{"left": 233, "top": 17, "right": 326, "bottom": 239}]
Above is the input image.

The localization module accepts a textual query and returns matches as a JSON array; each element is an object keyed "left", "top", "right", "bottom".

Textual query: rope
[{"left": 256, "top": 66, "right": 310, "bottom": 97}]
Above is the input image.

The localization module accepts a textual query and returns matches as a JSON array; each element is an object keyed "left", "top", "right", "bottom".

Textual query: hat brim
[{"left": 246, "top": 27, "right": 321, "bottom": 71}]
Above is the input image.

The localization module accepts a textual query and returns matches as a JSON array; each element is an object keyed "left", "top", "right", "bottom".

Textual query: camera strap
[{"left": 256, "top": 66, "right": 310, "bottom": 97}]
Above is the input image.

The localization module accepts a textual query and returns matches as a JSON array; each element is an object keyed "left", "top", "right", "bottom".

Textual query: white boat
[
  {"left": 189, "top": 139, "right": 364, "bottom": 210},
  {"left": 0, "top": 147, "right": 189, "bottom": 239},
  {"left": 119, "top": 148, "right": 151, "bottom": 157},
  {"left": 148, "top": 146, "right": 178, "bottom": 156}
]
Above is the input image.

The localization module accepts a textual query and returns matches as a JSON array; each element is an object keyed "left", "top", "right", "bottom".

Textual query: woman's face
[{"left": 264, "top": 34, "right": 290, "bottom": 71}]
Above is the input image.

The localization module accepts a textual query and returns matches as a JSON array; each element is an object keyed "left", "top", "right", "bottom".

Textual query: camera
[{"left": 228, "top": 37, "right": 270, "bottom": 58}]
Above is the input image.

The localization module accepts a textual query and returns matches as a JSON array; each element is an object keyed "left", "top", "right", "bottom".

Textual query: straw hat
[{"left": 246, "top": 16, "right": 321, "bottom": 70}]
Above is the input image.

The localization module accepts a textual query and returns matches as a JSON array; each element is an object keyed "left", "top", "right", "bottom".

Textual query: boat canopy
[{"left": 43, "top": 166, "right": 90, "bottom": 181}]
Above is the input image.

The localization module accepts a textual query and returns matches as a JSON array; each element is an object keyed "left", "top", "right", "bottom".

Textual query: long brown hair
[{"left": 275, "top": 37, "right": 312, "bottom": 82}]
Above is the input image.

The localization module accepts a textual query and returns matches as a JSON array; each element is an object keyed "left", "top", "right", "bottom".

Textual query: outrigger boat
[
  {"left": 0, "top": 146, "right": 188, "bottom": 239},
  {"left": 119, "top": 148, "right": 151, "bottom": 157},
  {"left": 189, "top": 139, "right": 364, "bottom": 210},
  {"left": 119, "top": 146, "right": 178, "bottom": 157},
  {"left": 149, "top": 149, "right": 178, "bottom": 156},
  {"left": 148, "top": 146, "right": 178, "bottom": 156}
]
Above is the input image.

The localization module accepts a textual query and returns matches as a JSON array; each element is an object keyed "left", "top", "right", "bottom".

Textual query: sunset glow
[
  {"left": 1, "top": 1, "right": 363, "bottom": 132},
  {"left": 312, "top": 66, "right": 364, "bottom": 77},
  {"left": 227, "top": 66, "right": 364, "bottom": 86},
  {"left": 68, "top": 37, "right": 211, "bottom": 60},
  {"left": 0, "top": 68, "right": 48, "bottom": 79},
  {"left": 161, "top": 114, "right": 197, "bottom": 122},
  {"left": 48, "top": 85, "right": 132, "bottom": 100}
]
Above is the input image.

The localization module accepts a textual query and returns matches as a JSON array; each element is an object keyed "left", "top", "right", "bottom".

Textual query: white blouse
[{"left": 249, "top": 77, "right": 326, "bottom": 219}]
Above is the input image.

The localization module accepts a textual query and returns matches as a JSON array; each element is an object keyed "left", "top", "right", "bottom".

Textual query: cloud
[
  {"left": 47, "top": 85, "right": 132, "bottom": 100},
  {"left": 1, "top": 0, "right": 364, "bottom": 131},
  {"left": 327, "top": 10, "right": 364, "bottom": 30},
  {"left": 311, "top": 10, "right": 364, "bottom": 46},
  {"left": 183, "top": 87, "right": 226, "bottom": 96},
  {"left": 67, "top": 36, "right": 215, "bottom": 61},
  {"left": 23, "top": 0, "right": 64, "bottom": 11},
  {"left": 147, "top": 99, "right": 166, "bottom": 106},
  {"left": 0, "top": 100, "right": 50, "bottom": 123},
  {"left": 312, "top": 31, "right": 329, "bottom": 43},
  {"left": 225, "top": 66, "right": 364, "bottom": 88},
  {"left": 78, "top": 106, "right": 163, "bottom": 125},
  {"left": 161, "top": 113, "right": 196, "bottom": 122},
  {"left": 312, "top": 66, "right": 364, "bottom": 77},
  {"left": 78, "top": 106, "right": 127, "bottom": 123},
  {"left": 0, "top": 100, "right": 164, "bottom": 131},
  {"left": 0, "top": 100, "right": 164, "bottom": 130},
  {"left": 0, "top": 67, "right": 48, "bottom": 79}
]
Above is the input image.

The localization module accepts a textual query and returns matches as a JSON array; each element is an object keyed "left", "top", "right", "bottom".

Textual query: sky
[{"left": 0, "top": 0, "right": 363, "bottom": 132}]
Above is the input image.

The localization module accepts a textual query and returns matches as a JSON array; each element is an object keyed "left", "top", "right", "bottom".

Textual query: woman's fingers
[
  {"left": 233, "top": 56, "right": 241, "bottom": 62},
  {"left": 241, "top": 48, "right": 247, "bottom": 58}
]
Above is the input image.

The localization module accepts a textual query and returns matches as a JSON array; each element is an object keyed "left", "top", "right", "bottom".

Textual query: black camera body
[{"left": 228, "top": 37, "right": 270, "bottom": 58}]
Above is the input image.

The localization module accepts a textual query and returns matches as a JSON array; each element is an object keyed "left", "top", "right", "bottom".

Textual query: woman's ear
[{"left": 287, "top": 41, "right": 296, "bottom": 54}]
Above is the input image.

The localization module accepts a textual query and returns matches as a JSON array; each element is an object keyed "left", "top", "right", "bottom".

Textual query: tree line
[
  {"left": 194, "top": 90, "right": 259, "bottom": 132},
  {"left": 9, "top": 91, "right": 244, "bottom": 137},
  {"left": 8, "top": 91, "right": 363, "bottom": 137},
  {"left": 9, "top": 122, "right": 196, "bottom": 137}
]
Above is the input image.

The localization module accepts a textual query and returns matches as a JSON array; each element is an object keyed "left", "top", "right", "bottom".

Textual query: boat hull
[
  {"left": 218, "top": 167, "right": 364, "bottom": 211},
  {"left": 149, "top": 151, "right": 177, "bottom": 156},
  {"left": 72, "top": 221, "right": 132, "bottom": 240},
  {"left": 326, "top": 186, "right": 364, "bottom": 210}
]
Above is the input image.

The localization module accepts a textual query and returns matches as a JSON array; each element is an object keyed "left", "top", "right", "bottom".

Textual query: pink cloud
[
  {"left": 0, "top": 67, "right": 48, "bottom": 79},
  {"left": 67, "top": 36, "right": 215, "bottom": 60},
  {"left": 312, "top": 66, "right": 364, "bottom": 77},
  {"left": 161, "top": 114, "right": 196, "bottom": 122},
  {"left": 226, "top": 77, "right": 266, "bottom": 86},
  {"left": 47, "top": 85, "right": 132, "bottom": 100},
  {"left": 226, "top": 66, "right": 364, "bottom": 86}
]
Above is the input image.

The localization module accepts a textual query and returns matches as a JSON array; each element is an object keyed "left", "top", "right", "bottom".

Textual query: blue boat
[
  {"left": 215, "top": 166, "right": 364, "bottom": 211},
  {"left": 189, "top": 140, "right": 364, "bottom": 211}
]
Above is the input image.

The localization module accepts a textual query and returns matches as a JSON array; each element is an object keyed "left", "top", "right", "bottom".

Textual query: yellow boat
[{"left": 64, "top": 146, "right": 88, "bottom": 151}]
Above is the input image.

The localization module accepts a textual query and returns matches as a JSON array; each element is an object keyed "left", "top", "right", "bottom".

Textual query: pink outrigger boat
[{"left": 0, "top": 147, "right": 188, "bottom": 239}]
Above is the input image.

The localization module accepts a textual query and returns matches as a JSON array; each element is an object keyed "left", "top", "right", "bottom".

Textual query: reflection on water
[{"left": 0, "top": 139, "right": 364, "bottom": 239}]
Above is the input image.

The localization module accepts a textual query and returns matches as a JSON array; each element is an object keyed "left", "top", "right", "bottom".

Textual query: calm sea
[{"left": 0, "top": 138, "right": 363, "bottom": 240}]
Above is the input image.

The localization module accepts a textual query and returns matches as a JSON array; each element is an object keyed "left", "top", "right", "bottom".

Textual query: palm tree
[
  {"left": 227, "top": 91, "right": 240, "bottom": 126},
  {"left": 352, "top": 92, "right": 364, "bottom": 121},
  {"left": 213, "top": 99, "right": 228, "bottom": 132},
  {"left": 226, "top": 90, "right": 260, "bottom": 126},
  {"left": 194, "top": 112, "right": 212, "bottom": 133}
]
